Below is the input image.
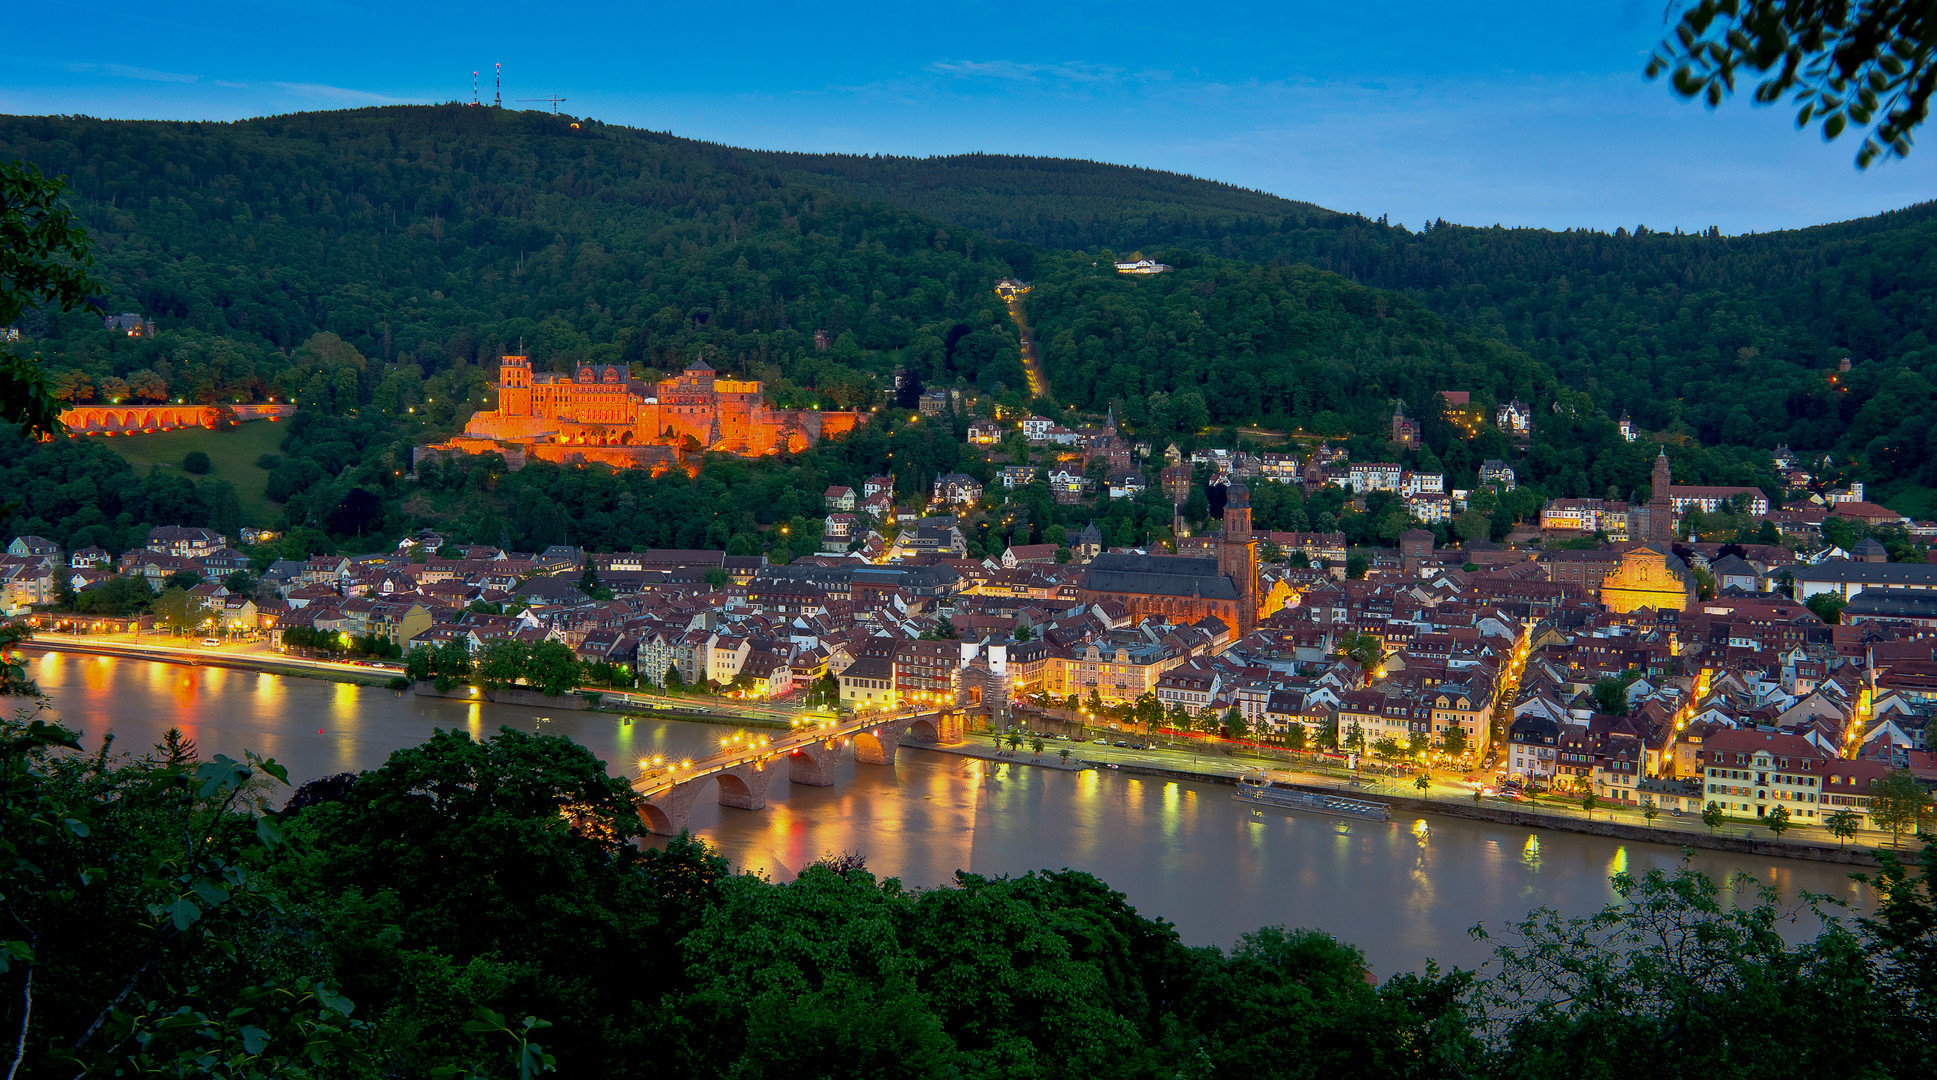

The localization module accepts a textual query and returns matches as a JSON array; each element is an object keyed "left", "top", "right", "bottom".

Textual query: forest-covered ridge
[{"left": 4, "top": 104, "right": 1934, "bottom": 551}]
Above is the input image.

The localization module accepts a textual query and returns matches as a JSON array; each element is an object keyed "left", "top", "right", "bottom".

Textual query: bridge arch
[
  {"left": 907, "top": 717, "right": 942, "bottom": 744},
  {"left": 852, "top": 730, "right": 887, "bottom": 763},
  {"left": 639, "top": 801, "right": 676, "bottom": 835}
]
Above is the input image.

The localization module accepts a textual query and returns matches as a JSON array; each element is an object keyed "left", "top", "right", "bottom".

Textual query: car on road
[{"left": 200, "top": 638, "right": 220, "bottom": 647}]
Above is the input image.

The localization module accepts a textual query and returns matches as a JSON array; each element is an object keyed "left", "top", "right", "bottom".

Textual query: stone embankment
[{"left": 960, "top": 754, "right": 1887, "bottom": 867}]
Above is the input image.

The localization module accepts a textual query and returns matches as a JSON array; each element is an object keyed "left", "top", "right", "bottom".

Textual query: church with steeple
[
  {"left": 1076, "top": 470, "right": 1261, "bottom": 636},
  {"left": 1599, "top": 445, "right": 1696, "bottom": 613},
  {"left": 1646, "top": 445, "right": 1675, "bottom": 543}
]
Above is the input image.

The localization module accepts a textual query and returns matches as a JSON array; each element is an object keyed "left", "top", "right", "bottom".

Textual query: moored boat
[{"left": 1234, "top": 776, "right": 1392, "bottom": 822}]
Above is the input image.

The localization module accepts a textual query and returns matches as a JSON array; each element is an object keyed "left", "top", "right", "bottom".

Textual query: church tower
[
  {"left": 498, "top": 354, "right": 532, "bottom": 417},
  {"left": 1647, "top": 445, "right": 1674, "bottom": 544},
  {"left": 1218, "top": 474, "right": 1260, "bottom": 634}
]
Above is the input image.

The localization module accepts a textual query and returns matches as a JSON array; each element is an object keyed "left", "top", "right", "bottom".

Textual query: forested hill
[
  {"left": 765, "top": 146, "right": 1937, "bottom": 501},
  {"left": 0, "top": 105, "right": 1033, "bottom": 404},
  {"left": 4, "top": 105, "right": 1935, "bottom": 533},
  {"left": 760, "top": 150, "right": 1334, "bottom": 265}
]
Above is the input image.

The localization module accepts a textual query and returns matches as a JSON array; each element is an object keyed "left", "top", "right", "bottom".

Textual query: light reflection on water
[{"left": 29, "top": 650, "right": 1876, "bottom": 975}]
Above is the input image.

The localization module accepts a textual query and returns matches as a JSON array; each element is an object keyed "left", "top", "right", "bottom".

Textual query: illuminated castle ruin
[{"left": 425, "top": 357, "right": 861, "bottom": 471}]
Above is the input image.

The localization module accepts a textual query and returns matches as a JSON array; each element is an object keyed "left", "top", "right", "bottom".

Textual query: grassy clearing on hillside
[{"left": 104, "top": 420, "right": 288, "bottom": 525}]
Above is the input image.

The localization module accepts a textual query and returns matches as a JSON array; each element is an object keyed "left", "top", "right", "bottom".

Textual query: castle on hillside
[{"left": 422, "top": 356, "right": 861, "bottom": 471}]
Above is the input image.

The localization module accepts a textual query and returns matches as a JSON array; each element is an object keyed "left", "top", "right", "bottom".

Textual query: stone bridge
[
  {"left": 60, "top": 403, "right": 295, "bottom": 436},
  {"left": 634, "top": 709, "right": 963, "bottom": 836}
]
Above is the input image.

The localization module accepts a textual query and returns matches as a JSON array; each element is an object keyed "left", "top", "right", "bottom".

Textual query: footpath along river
[{"left": 28, "top": 650, "right": 1875, "bottom": 976}]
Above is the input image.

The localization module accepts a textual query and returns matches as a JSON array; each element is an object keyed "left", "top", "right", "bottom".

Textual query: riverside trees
[{"left": 405, "top": 637, "right": 582, "bottom": 697}]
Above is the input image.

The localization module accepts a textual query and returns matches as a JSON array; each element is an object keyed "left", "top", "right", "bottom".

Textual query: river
[{"left": 28, "top": 650, "right": 1874, "bottom": 976}]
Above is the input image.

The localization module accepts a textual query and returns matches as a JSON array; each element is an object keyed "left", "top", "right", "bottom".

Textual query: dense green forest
[
  {"left": 767, "top": 150, "right": 1937, "bottom": 501},
  {"left": 3, "top": 104, "right": 1934, "bottom": 556},
  {"left": 0, "top": 106, "right": 1026, "bottom": 412},
  {"left": 6, "top": 709, "right": 1935, "bottom": 1079}
]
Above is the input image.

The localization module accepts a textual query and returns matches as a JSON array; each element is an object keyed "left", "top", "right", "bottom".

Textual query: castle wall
[{"left": 451, "top": 357, "right": 862, "bottom": 469}]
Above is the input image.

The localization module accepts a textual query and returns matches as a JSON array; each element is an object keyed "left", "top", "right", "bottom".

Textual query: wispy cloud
[
  {"left": 62, "top": 62, "right": 197, "bottom": 84},
  {"left": 271, "top": 81, "right": 400, "bottom": 105},
  {"left": 925, "top": 59, "right": 1130, "bottom": 85}
]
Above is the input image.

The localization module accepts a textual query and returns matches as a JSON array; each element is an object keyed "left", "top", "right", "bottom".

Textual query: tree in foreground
[
  {"left": 1648, "top": 0, "right": 1937, "bottom": 167},
  {"left": 1470, "top": 858, "right": 1906, "bottom": 1076},
  {"left": 1767, "top": 804, "right": 1793, "bottom": 838},
  {"left": 15, "top": 702, "right": 1937, "bottom": 1078},
  {"left": 0, "top": 160, "right": 101, "bottom": 438},
  {"left": 1704, "top": 800, "right": 1727, "bottom": 834}
]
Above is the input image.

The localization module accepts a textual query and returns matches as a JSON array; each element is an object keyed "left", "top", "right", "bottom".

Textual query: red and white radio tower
[{"left": 494, "top": 63, "right": 502, "bottom": 108}]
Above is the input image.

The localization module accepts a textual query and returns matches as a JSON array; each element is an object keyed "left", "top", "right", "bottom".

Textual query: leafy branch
[{"left": 1648, "top": 0, "right": 1937, "bottom": 166}]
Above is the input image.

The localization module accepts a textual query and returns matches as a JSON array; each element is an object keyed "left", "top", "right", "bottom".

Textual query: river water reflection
[{"left": 32, "top": 651, "right": 1873, "bottom": 975}]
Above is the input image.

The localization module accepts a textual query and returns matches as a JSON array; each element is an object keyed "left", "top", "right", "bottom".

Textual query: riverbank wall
[
  {"left": 22, "top": 640, "right": 398, "bottom": 688},
  {"left": 407, "top": 682, "right": 797, "bottom": 731},
  {"left": 1048, "top": 758, "right": 1885, "bottom": 867},
  {"left": 410, "top": 680, "right": 601, "bottom": 711}
]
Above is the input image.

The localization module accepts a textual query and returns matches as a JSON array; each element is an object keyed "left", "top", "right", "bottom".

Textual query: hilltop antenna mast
[
  {"left": 472, "top": 70, "right": 478, "bottom": 106},
  {"left": 494, "top": 62, "right": 501, "bottom": 108}
]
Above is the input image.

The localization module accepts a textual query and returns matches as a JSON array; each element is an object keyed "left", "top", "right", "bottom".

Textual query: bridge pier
[
  {"left": 852, "top": 711, "right": 965, "bottom": 765},
  {"left": 788, "top": 739, "right": 844, "bottom": 786},
  {"left": 636, "top": 712, "right": 967, "bottom": 836},
  {"left": 905, "top": 710, "right": 964, "bottom": 746},
  {"left": 852, "top": 720, "right": 906, "bottom": 765},
  {"left": 638, "top": 758, "right": 777, "bottom": 836}
]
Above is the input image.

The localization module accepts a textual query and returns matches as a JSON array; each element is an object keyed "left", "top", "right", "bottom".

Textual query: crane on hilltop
[{"left": 517, "top": 96, "right": 568, "bottom": 113}]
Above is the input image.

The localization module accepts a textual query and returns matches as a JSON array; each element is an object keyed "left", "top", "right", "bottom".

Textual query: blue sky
[{"left": 5, "top": 1, "right": 1932, "bottom": 233}]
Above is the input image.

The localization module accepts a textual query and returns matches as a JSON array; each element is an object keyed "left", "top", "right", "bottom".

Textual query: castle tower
[
  {"left": 1218, "top": 475, "right": 1259, "bottom": 635},
  {"left": 1647, "top": 445, "right": 1674, "bottom": 543},
  {"left": 498, "top": 354, "right": 532, "bottom": 417}
]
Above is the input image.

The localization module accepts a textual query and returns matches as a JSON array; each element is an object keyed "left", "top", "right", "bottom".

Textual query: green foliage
[
  {"left": 1827, "top": 808, "right": 1861, "bottom": 845},
  {"left": 1471, "top": 860, "right": 1892, "bottom": 1076},
  {"left": 0, "top": 711, "right": 369, "bottom": 1078},
  {"left": 1590, "top": 673, "right": 1638, "bottom": 716},
  {"left": 575, "top": 562, "right": 612, "bottom": 602},
  {"left": 0, "top": 159, "right": 102, "bottom": 438},
  {"left": 151, "top": 586, "right": 202, "bottom": 633},
  {"left": 1335, "top": 630, "right": 1382, "bottom": 670},
  {"left": 1647, "top": 0, "right": 1937, "bottom": 168},
  {"left": 182, "top": 449, "right": 212, "bottom": 474},
  {"left": 20, "top": 707, "right": 1937, "bottom": 1079},
  {"left": 1806, "top": 591, "right": 1848, "bottom": 625},
  {"left": 1868, "top": 769, "right": 1927, "bottom": 848},
  {"left": 469, "top": 638, "right": 581, "bottom": 697},
  {"left": 282, "top": 625, "right": 398, "bottom": 659},
  {"left": 0, "top": 427, "right": 245, "bottom": 554},
  {"left": 1703, "top": 800, "right": 1726, "bottom": 833},
  {"left": 73, "top": 574, "right": 155, "bottom": 616}
]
